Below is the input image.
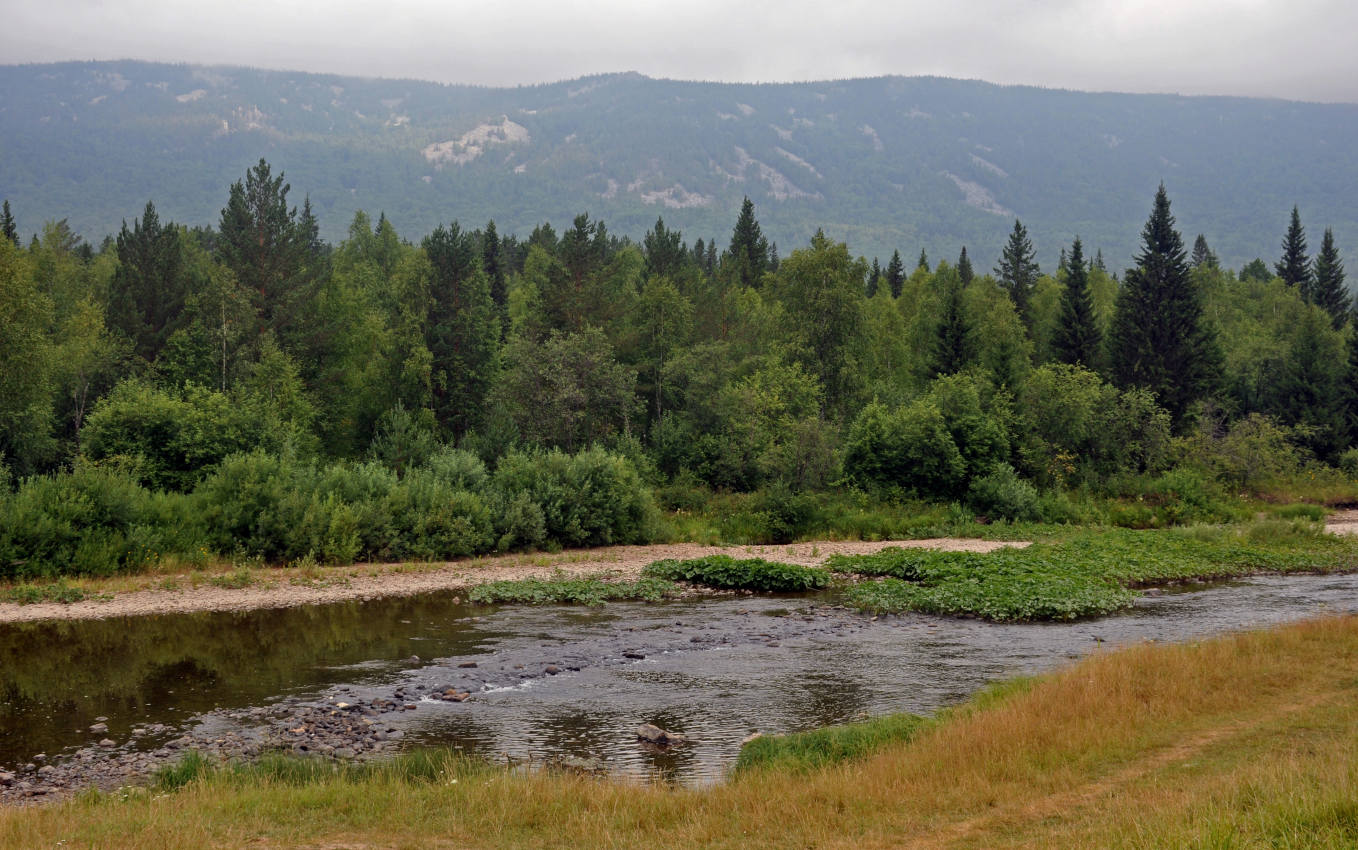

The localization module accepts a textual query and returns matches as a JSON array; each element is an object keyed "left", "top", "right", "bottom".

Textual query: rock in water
[{"left": 636, "top": 724, "right": 688, "bottom": 746}]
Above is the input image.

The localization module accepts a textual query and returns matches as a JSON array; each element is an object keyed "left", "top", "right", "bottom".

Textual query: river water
[{"left": 3, "top": 572, "right": 1356, "bottom": 786}]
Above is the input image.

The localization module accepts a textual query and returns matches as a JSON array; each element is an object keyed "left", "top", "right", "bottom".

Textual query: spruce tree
[
  {"left": 218, "top": 159, "right": 312, "bottom": 337},
  {"left": 1240, "top": 258, "right": 1271, "bottom": 283},
  {"left": 932, "top": 275, "right": 971, "bottom": 376},
  {"left": 1311, "top": 227, "right": 1349, "bottom": 329},
  {"left": 1276, "top": 206, "right": 1312, "bottom": 295},
  {"left": 1109, "top": 185, "right": 1222, "bottom": 429},
  {"left": 957, "top": 246, "right": 973, "bottom": 284},
  {"left": 917, "top": 249, "right": 929, "bottom": 272},
  {"left": 1052, "top": 237, "right": 1101, "bottom": 369},
  {"left": 866, "top": 257, "right": 881, "bottom": 297},
  {"left": 483, "top": 219, "right": 507, "bottom": 310},
  {"left": 724, "top": 197, "right": 769, "bottom": 288},
  {"left": 1058, "top": 246, "right": 1068, "bottom": 275},
  {"left": 0, "top": 200, "right": 16, "bottom": 246},
  {"left": 1093, "top": 248, "right": 1107, "bottom": 273},
  {"left": 1191, "top": 234, "right": 1218, "bottom": 269},
  {"left": 885, "top": 250, "right": 905, "bottom": 298},
  {"left": 994, "top": 219, "right": 1040, "bottom": 326}
]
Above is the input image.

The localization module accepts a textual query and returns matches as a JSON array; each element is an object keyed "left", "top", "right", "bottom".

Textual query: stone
[
  {"left": 406, "top": 655, "right": 420, "bottom": 663},
  {"left": 99, "top": 739, "right": 116, "bottom": 748},
  {"left": 623, "top": 651, "right": 646, "bottom": 660},
  {"left": 636, "top": 724, "right": 688, "bottom": 746},
  {"left": 544, "top": 665, "right": 561, "bottom": 675},
  {"left": 458, "top": 661, "right": 478, "bottom": 668}
]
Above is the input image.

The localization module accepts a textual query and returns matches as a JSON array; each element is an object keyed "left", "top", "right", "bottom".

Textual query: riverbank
[
  {"left": 0, "top": 537, "right": 1023, "bottom": 624},
  {"left": 4, "top": 613, "right": 1353, "bottom": 847}
]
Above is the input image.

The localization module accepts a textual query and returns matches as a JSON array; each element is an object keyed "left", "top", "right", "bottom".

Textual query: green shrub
[
  {"left": 966, "top": 464, "right": 1041, "bottom": 522},
  {"left": 1337, "top": 448, "right": 1358, "bottom": 479},
  {"left": 643, "top": 555, "right": 829, "bottom": 592},
  {"left": 490, "top": 447, "right": 658, "bottom": 549},
  {"left": 0, "top": 463, "right": 198, "bottom": 579}
]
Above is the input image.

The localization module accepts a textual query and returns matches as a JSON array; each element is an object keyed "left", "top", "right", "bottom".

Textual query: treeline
[{"left": 0, "top": 163, "right": 1354, "bottom": 576}]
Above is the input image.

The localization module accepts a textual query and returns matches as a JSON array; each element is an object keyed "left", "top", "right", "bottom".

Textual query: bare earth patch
[
  {"left": 0, "top": 538, "right": 1026, "bottom": 624},
  {"left": 1325, "top": 508, "right": 1358, "bottom": 535}
]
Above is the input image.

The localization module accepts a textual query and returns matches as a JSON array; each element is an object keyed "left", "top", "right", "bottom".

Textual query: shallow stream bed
[{"left": 2, "top": 571, "right": 1356, "bottom": 798}]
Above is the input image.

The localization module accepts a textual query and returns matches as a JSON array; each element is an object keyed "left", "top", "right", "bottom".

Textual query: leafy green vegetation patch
[
  {"left": 642, "top": 555, "right": 830, "bottom": 592},
  {"left": 832, "top": 521, "right": 1358, "bottom": 622}
]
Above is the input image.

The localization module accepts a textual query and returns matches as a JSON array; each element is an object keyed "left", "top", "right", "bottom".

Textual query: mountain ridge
[{"left": 2, "top": 60, "right": 1355, "bottom": 271}]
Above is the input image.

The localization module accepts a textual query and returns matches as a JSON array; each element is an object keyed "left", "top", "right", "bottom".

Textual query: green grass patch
[
  {"left": 468, "top": 572, "right": 678, "bottom": 606},
  {"left": 0, "top": 581, "right": 90, "bottom": 604},
  {"left": 642, "top": 555, "right": 829, "bottom": 592},
  {"left": 207, "top": 567, "right": 256, "bottom": 589},
  {"left": 833, "top": 520, "right": 1358, "bottom": 622},
  {"left": 734, "top": 713, "right": 927, "bottom": 774}
]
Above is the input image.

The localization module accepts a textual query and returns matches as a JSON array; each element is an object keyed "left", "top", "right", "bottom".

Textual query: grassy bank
[{"left": 4, "top": 614, "right": 1356, "bottom": 848}]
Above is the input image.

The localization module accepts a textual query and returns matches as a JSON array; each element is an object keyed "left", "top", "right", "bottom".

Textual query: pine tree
[
  {"left": 109, "top": 200, "right": 188, "bottom": 362},
  {"left": 1108, "top": 185, "right": 1222, "bottom": 429},
  {"left": 724, "top": 197, "right": 769, "bottom": 288},
  {"left": 217, "top": 159, "right": 311, "bottom": 337},
  {"left": 1191, "top": 234, "right": 1218, "bottom": 269},
  {"left": 1052, "top": 237, "right": 1101, "bottom": 368},
  {"left": 1276, "top": 206, "right": 1312, "bottom": 295},
  {"left": 0, "top": 201, "right": 16, "bottom": 246},
  {"left": 994, "top": 219, "right": 1040, "bottom": 326},
  {"left": 957, "top": 246, "right": 973, "bottom": 284},
  {"left": 642, "top": 216, "right": 686, "bottom": 280},
  {"left": 916, "top": 249, "right": 929, "bottom": 272},
  {"left": 885, "top": 250, "right": 905, "bottom": 298},
  {"left": 1240, "top": 258, "right": 1271, "bottom": 283},
  {"left": 866, "top": 257, "right": 881, "bottom": 297},
  {"left": 1311, "top": 227, "right": 1349, "bottom": 329}
]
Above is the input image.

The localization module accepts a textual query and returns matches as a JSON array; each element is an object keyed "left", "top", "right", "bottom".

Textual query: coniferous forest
[{"left": 1, "top": 161, "right": 1355, "bottom": 578}]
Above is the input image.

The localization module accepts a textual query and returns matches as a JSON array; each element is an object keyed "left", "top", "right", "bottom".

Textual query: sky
[{"left": 4, "top": 0, "right": 1357, "bottom": 102}]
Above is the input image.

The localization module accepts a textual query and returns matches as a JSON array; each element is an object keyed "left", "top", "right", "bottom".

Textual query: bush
[
  {"left": 490, "top": 447, "right": 658, "bottom": 549},
  {"left": 0, "top": 463, "right": 199, "bottom": 579},
  {"left": 642, "top": 555, "right": 829, "bottom": 592},
  {"left": 966, "top": 463, "right": 1041, "bottom": 522}
]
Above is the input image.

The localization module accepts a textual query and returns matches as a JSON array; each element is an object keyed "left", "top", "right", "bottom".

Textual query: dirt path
[{"left": 0, "top": 537, "right": 1027, "bottom": 625}]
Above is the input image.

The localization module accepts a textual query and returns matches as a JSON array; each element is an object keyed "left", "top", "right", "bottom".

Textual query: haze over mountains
[{"left": 2, "top": 60, "right": 1356, "bottom": 270}]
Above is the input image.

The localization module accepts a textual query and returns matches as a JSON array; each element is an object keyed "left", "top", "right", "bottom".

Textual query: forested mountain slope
[{"left": 2, "top": 60, "right": 1355, "bottom": 269}]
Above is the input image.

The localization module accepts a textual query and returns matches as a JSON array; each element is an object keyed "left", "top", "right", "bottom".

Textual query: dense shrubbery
[{"left": 0, "top": 445, "right": 656, "bottom": 577}]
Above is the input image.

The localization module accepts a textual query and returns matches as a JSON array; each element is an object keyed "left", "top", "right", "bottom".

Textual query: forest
[{"left": 0, "top": 160, "right": 1354, "bottom": 579}]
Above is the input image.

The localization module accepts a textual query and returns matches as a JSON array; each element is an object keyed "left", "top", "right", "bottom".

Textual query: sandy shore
[{"left": 0, "top": 538, "right": 1027, "bottom": 624}]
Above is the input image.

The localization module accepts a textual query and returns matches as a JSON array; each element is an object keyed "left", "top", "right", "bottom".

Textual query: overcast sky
[{"left": 4, "top": 0, "right": 1356, "bottom": 102}]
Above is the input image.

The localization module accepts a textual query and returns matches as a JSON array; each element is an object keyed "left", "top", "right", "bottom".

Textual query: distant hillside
[{"left": 2, "top": 60, "right": 1356, "bottom": 271}]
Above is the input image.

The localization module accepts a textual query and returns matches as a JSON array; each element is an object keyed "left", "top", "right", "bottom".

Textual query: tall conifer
[
  {"left": 1109, "top": 185, "right": 1222, "bottom": 428},
  {"left": 1312, "top": 227, "right": 1349, "bottom": 329},
  {"left": 957, "top": 246, "right": 973, "bottom": 284},
  {"left": 994, "top": 219, "right": 1040, "bottom": 327},
  {"left": 0, "top": 201, "right": 16, "bottom": 245},
  {"left": 885, "top": 250, "right": 905, "bottom": 298},
  {"left": 1276, "top": 206, "right": 1312, "bottom": 295},
  {"left": 724, "top": 197, "right": 769, "bottom": 288},
  {"left": 1052, "top": 237, "right": 1101, "bottom": 368}
]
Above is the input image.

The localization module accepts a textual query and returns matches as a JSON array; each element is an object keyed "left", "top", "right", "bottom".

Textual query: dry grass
[{"left": 4, "top": 615, "right": 1357, "bottom": 848}]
